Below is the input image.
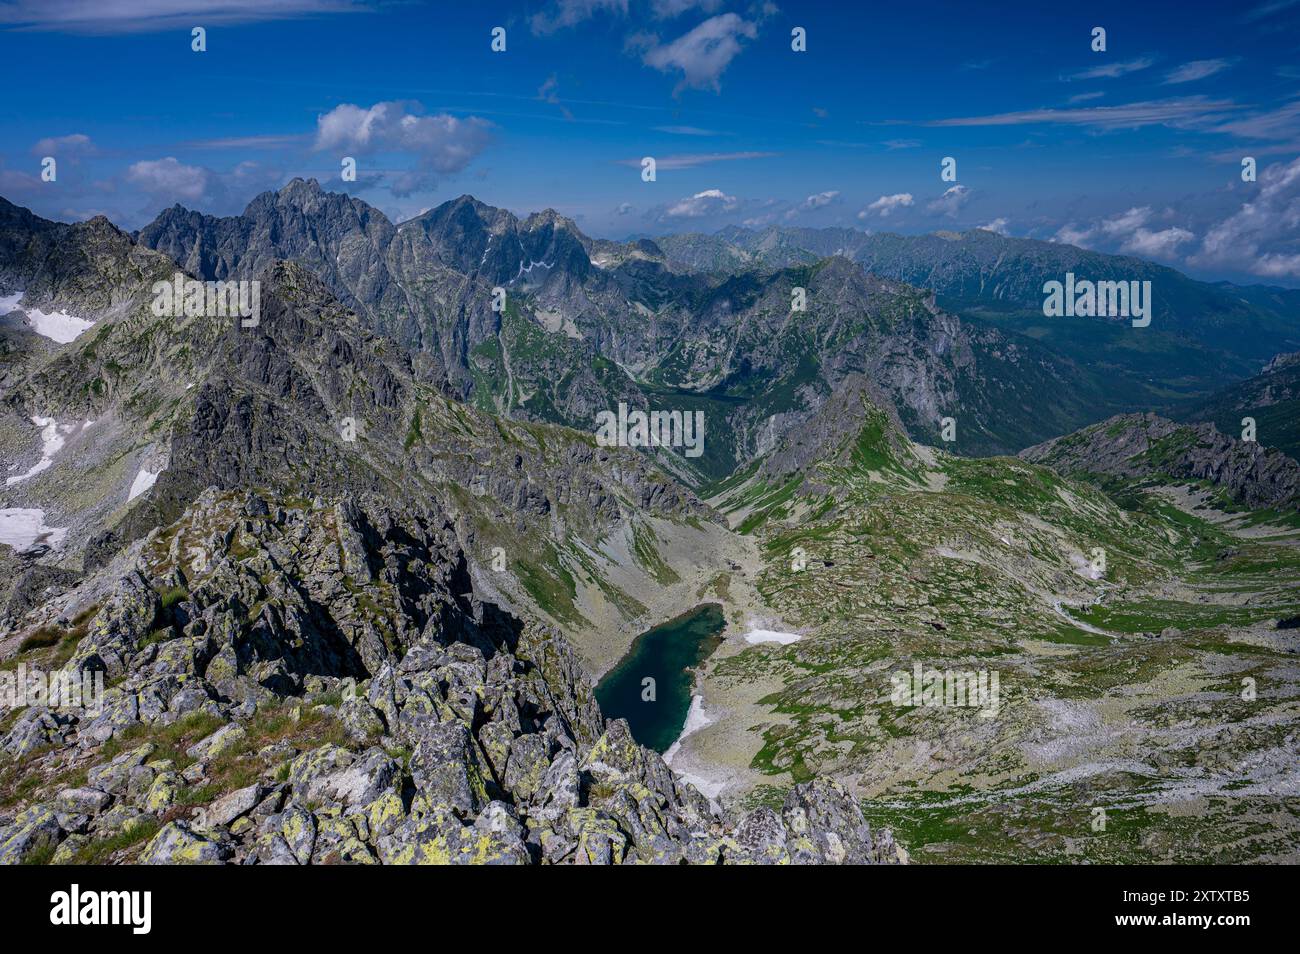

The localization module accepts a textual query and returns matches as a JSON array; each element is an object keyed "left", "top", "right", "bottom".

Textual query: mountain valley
[{"left": 1, "top": 184, "right": 1297, "bottom": 865}]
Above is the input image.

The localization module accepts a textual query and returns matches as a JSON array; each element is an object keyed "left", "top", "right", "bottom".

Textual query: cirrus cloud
[{"left": 1164, "top": 58, "right": 1235, "bottom": 85}]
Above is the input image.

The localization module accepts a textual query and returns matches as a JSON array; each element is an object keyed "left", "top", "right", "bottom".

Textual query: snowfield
[
  {"left": 0, "top": 507, "right": 68, "bottom": 550},
  {"left": 5, "top": 415, "right": 92, "bottom": 486},
  {"left": 744, "top": 628, "right": 803, "bottom": 645},
  {"left": 0, "top": 290, "right": 95, "bottom": 343}
]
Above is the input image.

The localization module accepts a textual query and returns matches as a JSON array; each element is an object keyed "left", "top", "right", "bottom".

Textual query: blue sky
[{"left": 1, "top": 0, "right": 1299, "bottom": 284}]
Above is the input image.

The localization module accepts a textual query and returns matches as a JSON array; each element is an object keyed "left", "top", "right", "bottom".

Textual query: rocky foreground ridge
[{"left": 0, "top": 489, "right": 900, "bottom": 864}]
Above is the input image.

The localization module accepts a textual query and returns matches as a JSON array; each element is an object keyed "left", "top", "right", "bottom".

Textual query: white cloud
[
  {"left": 126, "top": 157, "right": 210, "bottom": 202},
  {"left": 1052, "top": 207, "right": 1193, "bottom": 261},
  {"left": 926, "top": 185, "right": 971, "bottom": 217},
  {"left": 1209, "top": 99, "right": 1300, "bottom": 140},
  {"left": 664, "top": 189, "right": 737, "bottom": 218},
  {"left": 1164, "top": 58, "right": 1234, "bottom": 85},
  {"left": 1192, "top": 156, "right": 1300, "bottom": 277},
  {"left": 1065, "top": 56, "right": 1155, "bottom": 81},
  {"left": 1121, "top": 226, "right": 1194, "bottom": 258},
  {"left": 0, "top": 0, "right": 370, "bottom": 33},
  {"left": 1053, "top": 223, "right": 1096, "bottom": 247},
  {"left": 616, "top": 151, "right": 775, "bottom": 169},
  {"left": 530, "top": 0, "right": 627, "bottom": 34},
  {"left": 650, "top": 0, "right": 722, "bottom": 16},
  {"left": 924, "top": 96, "right": 1237, "bottom": 131},
  {"left": 860, "top": 193, "right": 914, "bottom": 219},
  {"left": 30, "top": 133, "right": 93, "bottom": 156},
  {"left": 314, "top": 101, "right": 492, "bottom": 196},
  {"left": 799, "top": 190, "right": 840, "bottom": 211},
  {"left": 1099, "top": 206, "right": 1153, "bottom": 237},
  {"left": 977, "top": 217, "right": 1010, "bottom": 235},
  {"left": 634, "top": 13, "right": 758, "bottom": 93},
  {"left": 654, "top": 125, "right": 723, "bottom": 136}
]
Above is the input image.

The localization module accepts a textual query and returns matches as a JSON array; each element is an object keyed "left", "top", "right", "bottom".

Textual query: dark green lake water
[{"left": 594, "top": 603, "right": 727, "bottom": 753}]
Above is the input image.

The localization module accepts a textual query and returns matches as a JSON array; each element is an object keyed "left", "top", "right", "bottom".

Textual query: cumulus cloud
[
  {"left": 860, "top": 193, "right": 913, "bottom": 219},
  {"left": 1053, "top": 223, "right": 1096, "bottom": 247},
  {"left": 313, "top": 101, "right": 492, "bottom": 196},
  {"left": 798, "top": 190, "right": 840, "bottom": 211},
  {"left": 1099, "top": 206, "right": 1153, "bottom": 236},
  {"left": 926, "top": 185, "right": 971, "bottom": 217},
  {"left": 121, "top": 156, "right": 287, "bottom": 220},
  {"left": 1053, "top": 207, "right": 1153, "bottom": 248},
  {"left": 631, "top": 13, "right": 758, "bottom": 93},
  {"left": 1050, "top": 205, "right": 1196, "bottom": 261},
  {"left": 126, "top": 157, "right": 211, "bottom": 202},
  {"left": 663, "top": 188, "right": 737, "bottom": 218},
  {"left": 1192, "top": 156, "right": 1300, "bottom": 277},
  {"left": 1164, "top": 58, "right": 1234, "bottom": 84},
  {"left": 1120, "top": 226, "right": 1195, "bottom": 258},
  {"left": 978, "top": 217, "right": 1010, "bottom": 235}
]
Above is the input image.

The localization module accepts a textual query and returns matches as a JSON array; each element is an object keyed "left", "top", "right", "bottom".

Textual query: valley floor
[{"left": 666, "top": 471, "right": 1300, "bottom": 863}]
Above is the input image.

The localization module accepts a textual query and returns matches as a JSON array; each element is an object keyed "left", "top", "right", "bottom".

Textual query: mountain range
[{"left": 1, "top": 182, "right": 1297, "bottom": 865}]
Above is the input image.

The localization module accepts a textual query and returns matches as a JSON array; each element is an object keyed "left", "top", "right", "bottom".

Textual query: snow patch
[
  {"left": 128, "top": 467, "right": 160, "bottom": 501},
  {"left": 664, "top": 694, "right": 714, "bottom": 763},
  {"left": 744, "top": 628, "right": 803, "bottom": 645},
  {"left": 0, "top": 508, "right": 67, "bottom": 550},
  {"left": 664, "top": 695, "right": 727, "bottom": 799},
  {"left": 0, "top": 291, "right": 95, "bottom": 343},
  {"left": 6, "top": 416, "right": 91, "bottom": 486},
  {"left": 674, "top": 768, "right": 726, "bottom": 800}
]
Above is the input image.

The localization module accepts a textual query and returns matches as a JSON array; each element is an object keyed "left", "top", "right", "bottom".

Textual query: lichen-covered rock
[
  {"left": 0, "top": 804, "right": 62, "bottom": 864},
  {"left": 139, "top": 821, "right": 231, "bottom": 864},
  {"left": 0, "top": 490, "right": 903, "bottom": 866}
]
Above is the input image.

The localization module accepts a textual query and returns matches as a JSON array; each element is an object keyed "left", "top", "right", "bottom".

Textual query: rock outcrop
[
  {"left": 1021, "top": 413, "right": 1300, "bottom": 512},
  {"left": 0, "top": 489, "right": 900, "bottom": 865}
]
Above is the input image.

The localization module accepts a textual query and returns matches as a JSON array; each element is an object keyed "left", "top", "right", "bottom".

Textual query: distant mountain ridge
[
  {"left": 655, "top": 224, "right": 1300, "bottom": 405},
  {"left": 131, "top": 180, "right": 1111, "bottom": 466},
  {"left": 1172, "top": 350, "right": 1300, "bottom": 462}
]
